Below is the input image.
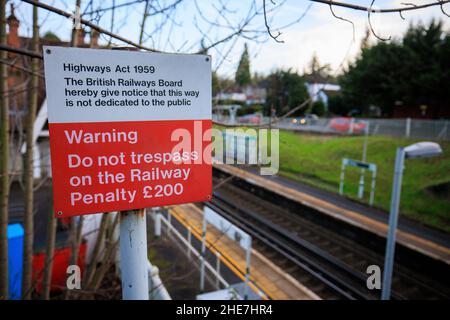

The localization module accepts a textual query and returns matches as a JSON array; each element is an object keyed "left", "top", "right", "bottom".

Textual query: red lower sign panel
[{"left": 49, "top": 119, "right": 212, "bottom": 217}]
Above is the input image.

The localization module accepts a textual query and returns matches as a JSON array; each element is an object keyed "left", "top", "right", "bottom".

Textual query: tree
[
  {"left": 401, "top": 20, "right": 449, "bottom": 110},
  {"left": 265, "top": 69, "right": 308, "bottom": 116},
  {"left": 305, "top": 52, "right": 332, "bottom": 83},
  {"left": 0, "top": 0, "right": 9, "bottom": 299},
  {"left": 65, "top": 0, "right": 85, "bottom": 301},
  {"left": 328, "top": 95, "right": 351, "bottom": 116},
  {"left": 41, "top": 209, "right": 56, "bottom": 300},
  {"left": 311, "top": 99, "right": 326, "bottom": 116},
  {"left": 22, "top": 1, "right": 39, "bottom": 300},
  {"left": 42, "top": 31, "right": 60, "bottom": 41},
  {"left": 360, "top": 27, "right": 371, "bottom": 51},
  {"left": 139, "top": 0, "right": 150, "bottom": 45},
  {"left": 339, "top": 20, "right": 450, "bottom": 116},
  {"left": 212, "top": 72, "right": 234, "bottom": 97},
  {"left": 235, "top": 43, "right": 251, "bottom": 87}
]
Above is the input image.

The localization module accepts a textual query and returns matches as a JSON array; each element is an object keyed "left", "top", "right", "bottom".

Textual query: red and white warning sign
[{"left": 43, "top": 47, "right": 212, "bottom": 217}]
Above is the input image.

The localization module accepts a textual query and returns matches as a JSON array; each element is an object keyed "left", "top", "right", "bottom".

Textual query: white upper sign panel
[{"left": 43, "top": 46, "right": 211, "bottom": 123}]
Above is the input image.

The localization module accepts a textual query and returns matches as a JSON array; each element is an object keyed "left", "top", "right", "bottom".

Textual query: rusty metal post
[{"left": 119, "top": 209, "right": 149, "bottom": 300}]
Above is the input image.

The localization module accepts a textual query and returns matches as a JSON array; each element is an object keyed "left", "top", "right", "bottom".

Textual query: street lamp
[{"left": 381, "top": 142, "right": 443, "bottom": 300}]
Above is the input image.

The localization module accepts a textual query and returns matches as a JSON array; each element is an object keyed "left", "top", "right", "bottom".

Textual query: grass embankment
[
  {"left": 277, "top": 131, "right": 450, "bottom": 232},
  {"left": 215, "top": 125, "right": 450, "bottom": 232}
]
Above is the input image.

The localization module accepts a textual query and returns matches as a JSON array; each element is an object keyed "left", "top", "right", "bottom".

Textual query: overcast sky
[{"left": 11, "top": 0, "right": 450, "bottom": 78}]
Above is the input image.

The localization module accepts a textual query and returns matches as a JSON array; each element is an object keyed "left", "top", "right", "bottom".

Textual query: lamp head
[{"left": 404, "top": 142, "right": 443, "bottom": 159}]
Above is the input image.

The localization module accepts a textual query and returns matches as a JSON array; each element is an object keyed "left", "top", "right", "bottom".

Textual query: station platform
[
  {"left": 214, "top": 164, "right": 450, "bottom": 265},
  {"left": 168, "top": 204, "right": 320, "bottom": 300}
]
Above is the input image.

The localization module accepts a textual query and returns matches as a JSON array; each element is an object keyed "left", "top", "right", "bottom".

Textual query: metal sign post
[
  {"left": 358, "top": 121, "right": 370, "bottom": 199},
  {"left": 369, "top": 168, "right": 377, "bottom": 206},
  {"left": 119, "top": 209, "right": 149, "bottom": 300},
  {"left": 348, "top": 117, "right": 355, "bottom": 134},
  {"left": 405, "top": 118, "right": 411, "bottom": 138},
  {"left": 339, "top": 160, "right": 346, "bottom": 196},
  {"left": 339, "top": 158, "right": 377, "bottom": 206}
]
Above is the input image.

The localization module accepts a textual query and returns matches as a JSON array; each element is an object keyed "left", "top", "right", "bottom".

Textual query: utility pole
[
  {"left": 0, "top": 0, "right": 9, "bottom": 300},
  {"left": 22, "top": 0, "right": 39, "bottom": 300}
]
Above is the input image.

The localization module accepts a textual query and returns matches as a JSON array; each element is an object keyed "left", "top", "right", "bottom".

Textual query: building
[
  {"left": 214, "top": 84, "right": 267, "bottom": 106},
  {"left": 305, "top": 82, "right": 341, "bottom": 107}
]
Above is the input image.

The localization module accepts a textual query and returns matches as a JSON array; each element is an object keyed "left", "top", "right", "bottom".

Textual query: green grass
[
  {"left": 215, "top": 125, "right": 450, "bottom": 232},
  {"left": 276, "top": 131, "right": 450, "bottom": 232}
]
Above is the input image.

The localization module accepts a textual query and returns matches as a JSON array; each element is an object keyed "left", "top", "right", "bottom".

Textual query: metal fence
[
  {"left": 151, "top": 208, "right": 267, "bottom": 300},
  {"left": 213, "top": 114, "right": 450, "bottom": 141}
]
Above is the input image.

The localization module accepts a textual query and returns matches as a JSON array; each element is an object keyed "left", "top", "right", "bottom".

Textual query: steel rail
[
  {"left": 209, "top": 190, "right": 408, "bottom": 300},
  {"left": 207, "top": 194, "right": 383, "bottom": 299}
]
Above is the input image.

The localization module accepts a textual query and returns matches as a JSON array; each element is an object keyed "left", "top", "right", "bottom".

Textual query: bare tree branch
[
  {"left": 22, "top": 0, "right": 39, "bottom": 300},
  {"left": 309, "top": 0, "right": 450, "bottom": 13},
  {"left": 21, "top": 0, "right": 160, "bottom": 52},
  {"left": 329, "top": 1, "right": 355, "bottom": 41},
  {"left": 368, "top": 0, "right": 391, "bottom": 41},
  {"left": 263, "top": 0, "right": 284, "bottom": 43},
  {"left": 439, "top": 0, "right": 450, "bottom": 17},
  {"left": 0, "top": 58, "right": 44, "bottom": 77}
]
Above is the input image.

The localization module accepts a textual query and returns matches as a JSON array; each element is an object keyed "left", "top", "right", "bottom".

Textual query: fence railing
[
  {"left": 213, "top": 114, "right": 450, "bottom": 141},
  {"left": 153, "top": 208, "right": 268, "bottom": 300}
]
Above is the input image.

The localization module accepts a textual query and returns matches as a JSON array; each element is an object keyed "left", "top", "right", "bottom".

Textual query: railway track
[{"left": 208, "top": 175, "right": 450, "bottom": 300}]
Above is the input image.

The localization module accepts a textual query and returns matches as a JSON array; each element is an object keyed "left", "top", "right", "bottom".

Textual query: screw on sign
[{"left": 43, "top": 47, "right": 212, "bottom": 299}]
